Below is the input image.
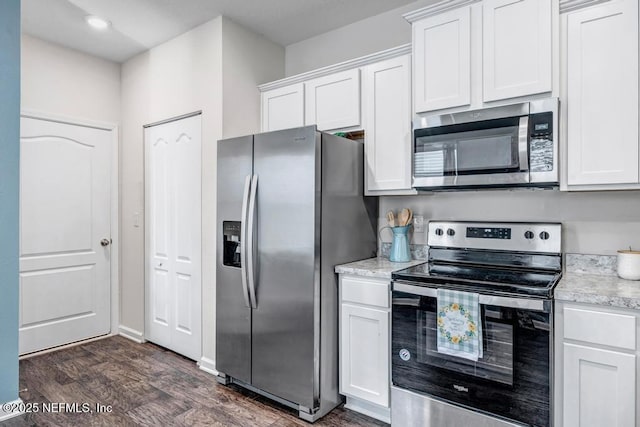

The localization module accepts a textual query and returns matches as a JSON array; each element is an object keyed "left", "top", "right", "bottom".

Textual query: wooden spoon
[
  {"left": 398, "top": 208, "right": 410, "bottom": 227},
  {"left": 406, "top": 209, "right": 413, "bottom": 226},
  {"left": 386, "top": 210, "right": 396, "bottom": 227}
]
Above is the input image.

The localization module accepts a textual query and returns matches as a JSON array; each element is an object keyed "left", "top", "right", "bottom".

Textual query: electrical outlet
[{"left": 414, "top": 215, "right": 425, "bottom": 233}]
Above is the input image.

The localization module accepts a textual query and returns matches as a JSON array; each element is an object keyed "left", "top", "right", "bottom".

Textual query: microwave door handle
[{"left": 518, "top": 116, "right": 530, "bottom": 172}]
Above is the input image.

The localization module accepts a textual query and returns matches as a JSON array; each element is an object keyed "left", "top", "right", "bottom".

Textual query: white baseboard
[
  {"left": 344, "top": 396, "right": 391, "bottom": 424},
  {"left": 0, "top": 399, "right": 24, "bottom": 421},
  {"left": 198, "top": 356, "right": 218, "bottom": 376},
  {"left": 118, "top": 325, "right": 145, "bottom": 343}
]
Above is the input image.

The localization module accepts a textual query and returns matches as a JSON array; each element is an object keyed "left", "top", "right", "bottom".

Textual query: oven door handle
[{"left": 393, "top": 281, "right": 549, "bottom": 312}]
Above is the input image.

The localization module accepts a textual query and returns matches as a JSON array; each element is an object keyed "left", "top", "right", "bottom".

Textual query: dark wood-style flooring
[{"left": 2, "top": 336, "right": 386, "bottom": 426}]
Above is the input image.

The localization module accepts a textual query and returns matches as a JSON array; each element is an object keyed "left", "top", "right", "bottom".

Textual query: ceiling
[{"left": 21, "top": 0, "right": 417, "bottom": 63}]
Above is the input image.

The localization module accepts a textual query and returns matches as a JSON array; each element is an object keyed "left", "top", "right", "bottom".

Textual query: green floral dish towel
[{"left": 436, "top": 288, "right": 483, "bottom": 361}]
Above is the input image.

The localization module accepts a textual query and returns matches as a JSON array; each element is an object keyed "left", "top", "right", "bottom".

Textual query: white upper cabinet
[
  {"left": 483, "top": 0, "right": 553, "bottom": 102},
  {"left": 305, "top": 69, "right": 361, "bottom": 131},
  {"left": 565, "top": 0, "right": 639, "bottom": 186},
  {"left": 362, "top": 54, "right": 414, "bottom": 194},
  {"left": 406, "top": 0, "right": 555, "bottom": 113},
  {"left": 413, "top": 7, "right": 471, "bottom": 112},
  {"left": 261, "top": 83, "right": 304, "bottom": 132}
]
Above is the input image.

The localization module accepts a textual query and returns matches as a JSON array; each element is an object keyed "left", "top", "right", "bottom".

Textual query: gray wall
[
  {"left": 285, "top": 0, "right": 438, "bottom": 76},
  {"left": 0, "top": 0, "right": 20, "bottom": 405},
  {"left": 380, "top": 190, "right": 640, "bottom": 255},
  {"left": 284, "top": 1, "right": 640, "bottom": 257}
]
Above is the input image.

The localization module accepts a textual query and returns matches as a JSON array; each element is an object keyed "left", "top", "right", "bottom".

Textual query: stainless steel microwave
[{"left": 412, "top": 98, "right": 559, "bottom": 190}]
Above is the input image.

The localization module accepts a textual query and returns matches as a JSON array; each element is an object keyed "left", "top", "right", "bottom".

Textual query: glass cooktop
[{"left": 392, "top": 262, "right": 562, "bottom": 298}]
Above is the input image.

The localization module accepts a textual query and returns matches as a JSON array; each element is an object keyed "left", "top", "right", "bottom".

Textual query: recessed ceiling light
[{"left": 85, "top": 15, "right": 111, "bottom": 30}]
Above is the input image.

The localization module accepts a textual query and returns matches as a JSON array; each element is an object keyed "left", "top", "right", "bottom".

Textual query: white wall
[
  {"left": 222, "top": 18, "right": 285, "bottom": 137},
  {"left": 120, "top": 16, "right": 284, "bottom": 364},
  {"left": 21, "top": 34, "right": 120, "bottom": 123},
  {"left": 120, "top": 17, "right": 224, "bottom": 353},
  {"left": 285, "top": 0, "right": 438, "bottom": 76},
  {"left": 381, "top": 190, "right": 640, "bottom": 255}
]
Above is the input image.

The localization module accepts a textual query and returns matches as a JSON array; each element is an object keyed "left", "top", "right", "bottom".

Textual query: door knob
[{"left": 100, "top": 239, "right": 111, "bottom": 247}]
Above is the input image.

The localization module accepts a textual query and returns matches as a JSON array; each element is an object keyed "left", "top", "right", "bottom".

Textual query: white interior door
[
  {"left": 145, "top": 114, "right": 202, "bottom": 361},
  {"left": 19, "top": 116, "right": 112, "bottom": 354}
]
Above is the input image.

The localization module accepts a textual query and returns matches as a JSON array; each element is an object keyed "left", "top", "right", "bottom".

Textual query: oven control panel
[
  {"left": 428, "top": 221, "right": 561, "bottom": 253},
  {"left": 466, "top": 227, "right": 511, "bottom": 240}
]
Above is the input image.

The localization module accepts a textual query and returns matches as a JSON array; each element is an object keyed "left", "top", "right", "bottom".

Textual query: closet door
[{"left": 145, "top": 114, "right": 202, "bottom": 360}]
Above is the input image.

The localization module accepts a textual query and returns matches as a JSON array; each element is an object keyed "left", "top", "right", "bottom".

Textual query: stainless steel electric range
[{"left": 390, "top": 221, "right": 562, "bottom": 427}]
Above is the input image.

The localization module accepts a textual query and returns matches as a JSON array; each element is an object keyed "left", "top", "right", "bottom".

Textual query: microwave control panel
[{"left": 529, "top": 112, "right": 554, "bottom": 172}]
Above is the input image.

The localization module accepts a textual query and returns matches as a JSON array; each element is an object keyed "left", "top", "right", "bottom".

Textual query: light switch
[
  {"left": 414, "top": 215, "right": 424, "bottom": 233},
  {"left": 133, "top": 212, "right": 140, "bottom": 228}
]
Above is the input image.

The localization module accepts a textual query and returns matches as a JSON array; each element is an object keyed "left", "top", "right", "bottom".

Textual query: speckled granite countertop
[
  {"left": 556, "top": 254, "right": 640, "bottom": 310},
  {"left": 335, "top": 254, "right": 640, "bottom": 308},
  {"left": 335, "top": 257, "right": 426, "bottom": 279}
]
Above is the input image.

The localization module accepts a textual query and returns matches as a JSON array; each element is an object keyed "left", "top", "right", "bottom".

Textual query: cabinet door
[
  {"left": 413, "top": 7, "right": 471, "bottom": 112},
  {"left": 566, "top": 0, "right": 639, "bottom": 185},
  {"left": 340, "top": 303, "right": 389, "bottom": 407},
  {"left": 261, "top": 83, "right": 304, "bottom": 132},
  {"left": 362, "top": 55, "right": 412, "bottom": 193},
  {"left": 305, "top": 69, "right": 360, "bottom": 131},
  {"left": 563, "top": 343, "right": 636, "bottom": 427},
  {"left": 483, "top": 0, "right": 552, "bottom": 101}
]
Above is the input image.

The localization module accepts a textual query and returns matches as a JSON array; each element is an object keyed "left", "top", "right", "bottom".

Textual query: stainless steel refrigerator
[{"left": 216, "top": 126, "right": 378, "bottom": 422}]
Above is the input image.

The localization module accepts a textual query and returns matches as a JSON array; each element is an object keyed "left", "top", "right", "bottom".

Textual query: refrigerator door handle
[
  {"left": 247, "top": 174, "right": 258, "bottom": 309},
  {"left": 239, "top": 175, "right": 252, "bottom": 308}
]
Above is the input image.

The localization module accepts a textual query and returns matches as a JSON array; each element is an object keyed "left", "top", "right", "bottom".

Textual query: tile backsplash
[{"left": 380, "top": 242, "right": 428, "bottom": 260}]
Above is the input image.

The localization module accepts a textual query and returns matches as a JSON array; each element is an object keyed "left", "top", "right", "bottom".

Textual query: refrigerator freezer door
[
  {"left": 251, "top": 126, "right": 320, "bottom": 409},
  {"left": 216, "top": 135, "right": 253, "bottom": 384}
]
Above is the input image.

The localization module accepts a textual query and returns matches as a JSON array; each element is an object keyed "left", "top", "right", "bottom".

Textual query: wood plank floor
[{"left": 2, "top": 336, "right": 386, "bottom": 427}]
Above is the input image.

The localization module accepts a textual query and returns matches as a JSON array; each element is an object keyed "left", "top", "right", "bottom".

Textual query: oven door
[
  {"left": 391, "top": 282, "right": 552, "bottom": 427},
  {"left": 413, "top": 116, "right": 530, "bottom": 189}
]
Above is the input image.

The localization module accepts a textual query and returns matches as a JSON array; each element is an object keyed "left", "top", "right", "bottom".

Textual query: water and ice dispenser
[{"left": 223, "top": 221, "right": 242, "bottom": 267}]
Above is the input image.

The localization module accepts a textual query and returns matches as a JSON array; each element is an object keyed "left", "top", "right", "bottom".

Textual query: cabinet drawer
[
  {"left": 564, "top": 306, "right": 637, "bottom": 350},
  {"left": 341, "top": 276, "right": 389, "bottom": 308}
]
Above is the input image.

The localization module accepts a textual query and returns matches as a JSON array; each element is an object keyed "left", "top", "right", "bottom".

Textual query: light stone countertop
[
  {"left": 556, "top": 254, "right": 640, "bottom": 310},
  {"left": 335, "top": 254, "right": 640, "bottom": 309},
  {"left": 556, "top": 272, "right": 640, "bottom": 310},
  {"left": 335, "top": 257, "right": 426, "bottom": 279}
]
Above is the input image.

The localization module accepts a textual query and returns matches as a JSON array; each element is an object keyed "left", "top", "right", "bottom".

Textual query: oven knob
[
  {"left": 539, "top": 231, "right": 550, "bottom": 240},
  {"left": 524, "top": 231, "right": 535, "bottom": 240},
  {"left": 435, "top": 228, "right": 444, "bottom": 236},
  {"left": 447, "top": 228, "right": 456, "bottom": 236}
]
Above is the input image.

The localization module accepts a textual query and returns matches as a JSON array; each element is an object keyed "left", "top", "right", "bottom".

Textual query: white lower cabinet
[
  {"left": 339, "top": 275, "right": 390, "bottom": 423},
  {"left": 563, "top": 343, "right": 636, "bottom": 427},
  {"left": 556, "top": 301, "right": 638, "bottom": 427}
]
